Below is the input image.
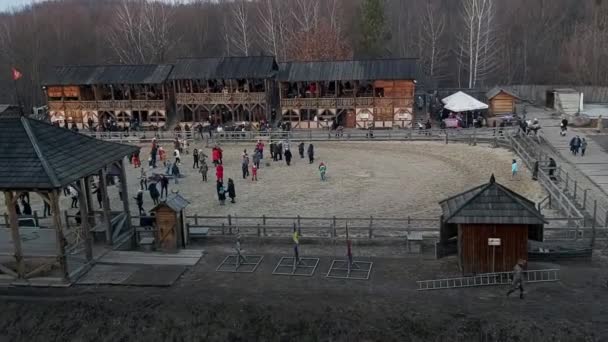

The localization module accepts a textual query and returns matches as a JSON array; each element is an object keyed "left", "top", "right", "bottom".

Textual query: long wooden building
[
  {"left": 170, "top": 56, "right": 278, "bottom": 126},
  {"left": 42, "top": 65, "right": 173, "bottom": 129},
  {"left": 278, "top": 58, "right": 418, "bottom": 129}
]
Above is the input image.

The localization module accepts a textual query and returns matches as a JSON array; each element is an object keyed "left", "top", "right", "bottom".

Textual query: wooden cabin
[
  {"left": 486, "top": 87, "right": 519, "bottom": 116},
  {"left": 278, "top": 59, "right": 418, "bottom": 129},
  {"left": 151, "top": 194, "right": 190, "bottom": 252},
  {"left": 439, "top": 175, "right": 545, "bottom": 274},
  {"left": 42, "top": 64, "right": 174, "bottom": 130},
  {"left": 170, "top": 56, "right": 278, "bottom": 127}
]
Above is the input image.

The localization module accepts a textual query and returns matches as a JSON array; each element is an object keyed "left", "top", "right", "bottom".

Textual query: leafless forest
[{"left": 0, "top": 0, "right": 605, "bottom": 110}]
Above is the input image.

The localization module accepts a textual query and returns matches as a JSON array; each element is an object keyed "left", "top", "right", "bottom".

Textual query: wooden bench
[
  {"left": 406, "top": 232, "right": 423, "bottom": 253},
  {"left": 139, "top": 237, "right": 155, "bottom": 252},
  {"left": 189, "top": 227, "right": 209, "bottom": 238}
]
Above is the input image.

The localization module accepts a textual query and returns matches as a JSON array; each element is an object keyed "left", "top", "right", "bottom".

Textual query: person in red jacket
[
  {"left": 216, "top": 163, "right": 224, "bottom": 182},
  {"left": 212, "top": 146, "right": 220, "bottom": 166},
  {"left": 255, "top": 140, "right": 264, "bottom": 159},
  {"left": 217, "top": 146, "right": 223, "bottom": 164}
]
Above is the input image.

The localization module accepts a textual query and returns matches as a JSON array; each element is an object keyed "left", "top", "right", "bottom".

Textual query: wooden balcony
[
  {"left": 281, "top": 97, "right": 392, "bottom": 109},
  {"left": 175, "top": 92, "right": 266, "bottom": 105},
  {"left": 48, "top": 100, "right": 165, "bottom": 112}
]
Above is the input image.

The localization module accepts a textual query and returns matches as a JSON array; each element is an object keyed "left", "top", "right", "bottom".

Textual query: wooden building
[
  {"left": 439, "top": 175, "right": 545, "bottom": 274},
  {"left": 170, "top": 56, "right": 278, "bottom": 126},
  {"left": 486, "top": 87, "right": 519, "bottom": 116},
  {"left": 151, "top": 194, "right": 190, "bottom": 252},
  {"left": 278, "top": 58, "right": 418, "bottom": 129},
  {"left": 42, "top": 64, "right": 174, "bottom": 129}
]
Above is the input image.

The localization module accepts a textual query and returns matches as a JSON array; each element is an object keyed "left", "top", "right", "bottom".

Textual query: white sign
[{"left": 488, "top": 238, "right": 501, "bottom": 246}]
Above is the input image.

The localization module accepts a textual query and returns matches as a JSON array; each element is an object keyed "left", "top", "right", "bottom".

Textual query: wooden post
[
  {"left": 573, "top": 180, "right": 577, "bottom": 201},
  {"left": 84, "top": 176, "right": 95, "bottom": 226},
  {"left": 99, "top": 168, "right": 113, "bottom": 245},
  {"left": 50, "top": 190, "right": 68, "bottom": 281},
  {"left": 194, "top": 213, "right": 199, "bottom": 225},
  {"left": 583, "top": 189, "right": 588, "bottom": 209},
  {"left": 368, "top": 216, "right": 373, "bottom": 239},
  {"left": 118, "top": 159, "right": 133, "bottom": 246},
  {"left": 64, "top": 210, "right": 70, "bottom": 229},
  {"left": 5, "top": 191, "right": 24, "bottom": 278},
  {"left": 78, "top": 179, "right": 93, "bottom": 262},
  {"left": 591, "top": 200, "right": 597, "bottom": 247},
  {"left": 228, "top": 214, "right": 232, "bottom": 227}
]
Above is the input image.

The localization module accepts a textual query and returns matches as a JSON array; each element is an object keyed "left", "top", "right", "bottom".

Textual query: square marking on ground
[
  {"left": 326, "top": 260, "right": 373, "bottom": 280},
  {"left": 272, "top": 257, "right": 319, "bottom": 276},
  {"left": 216, "top": 255, "right": 263, "bottom": 273}
]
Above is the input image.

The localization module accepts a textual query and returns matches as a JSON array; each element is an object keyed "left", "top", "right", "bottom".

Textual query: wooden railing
[
  {"left": 175, "top": 92, "right": 266, "bottom": 104},
  {"left": 48, "top": 100, "right": 165, "bottom": 111},
  {"left": 280, "top": 97, "right": 402, "bottom": 108}
]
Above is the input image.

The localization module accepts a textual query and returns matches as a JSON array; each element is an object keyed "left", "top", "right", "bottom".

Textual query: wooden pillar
[
  {"left": 4, "top": 191, "right": 24, "bottom": 278},
  {"left": 118, "top": 159, "right": 133, "bottom": 245},
  {"left": 78, "top": 179, "right": 93, "bottom": 262},
  {"left": 50, "top": 190, "right": 68, "bottom": 281},
  {"left": 99, "top": 168, "right": 113, "bottom": 245},
  {"left": 84, "top": 176, "right": 95, "bottom": 226}
]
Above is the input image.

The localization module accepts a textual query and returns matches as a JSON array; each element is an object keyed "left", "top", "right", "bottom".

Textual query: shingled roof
[
  {"left": 42, "top": 64, "right": 174, "bottom": 86},
  {"left": 486, "top": 87, "right": 520, "bottom": 100},
  {"left": 151, "top": 193, "right": 190, "bottom": 212},
  {"left": 169, "top": 56, "right": 278, "bottom": 80},
  {"left": 278, "top": 58, "right": 419, "bottom": 82},
  {"left": 439, "top": 175, "right": 545, "bottom": 225},
  {"left": 0, "top": 116, "right": 139, "bottom": 190}
]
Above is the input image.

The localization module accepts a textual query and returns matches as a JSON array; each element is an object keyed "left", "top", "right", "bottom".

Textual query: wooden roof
[
  {"left": 0, "top": 104, "right": 21, "bottom": 117},
  {"left": 169, "top": 56, "right": 278, "bottom": 80},
  {"left": 278, "top": 58, "right": 419, "bottom": 82},
  {"left": 439, "top": 175, "right": 545, "bottom": 225},
  {"left": 0, "top": 116, "right": 139, "bottom": 190},
  {"left": 486, "top": 87, "right": 520, "bottom": 100},
  {"left": 151, "top": 193, "right": 190, "bottom": 212},
  {"left": 42, "top": 64, "right": 174, "bottom": 86}
]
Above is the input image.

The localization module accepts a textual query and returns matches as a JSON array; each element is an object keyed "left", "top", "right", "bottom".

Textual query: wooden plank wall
[
  {"left": 459, "top": 224, "right": 528, "bottom": 274},
  {"left": 490, "top": 93, "right": 515, "bottom": 115},
  {"left": 373, "top": 80, "right": 415, "bottom": 121}
]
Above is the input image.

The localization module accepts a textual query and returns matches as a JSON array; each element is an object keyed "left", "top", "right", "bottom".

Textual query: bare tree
[
  {"left": 257, "top": 0, "right": 283, "bottom": 59},
  {"left": 418, "top": 2, "right": 447, "bottom": 79},
  {"left": 230, "top": 0, "right": 250, "bottom": 56}
]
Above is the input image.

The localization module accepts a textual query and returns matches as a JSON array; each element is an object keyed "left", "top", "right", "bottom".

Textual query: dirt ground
[{"left": 0, "top": 243, "right": 606, "bottom": 341}]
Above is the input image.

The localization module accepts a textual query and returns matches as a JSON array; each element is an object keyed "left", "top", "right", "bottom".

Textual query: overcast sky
[{"left": 0, "top": 0, "right": 198, "bottom": 12}]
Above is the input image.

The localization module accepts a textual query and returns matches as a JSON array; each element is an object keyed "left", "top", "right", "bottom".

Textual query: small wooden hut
[
  {"left": 151, "top": 194, "right": 190, "bottom": 252},
  {"left": 439, "top": 175, "right": 545, "bottom": 274},
  {"left": 486, "top": 87, "right": 520, "bottom": 116}
]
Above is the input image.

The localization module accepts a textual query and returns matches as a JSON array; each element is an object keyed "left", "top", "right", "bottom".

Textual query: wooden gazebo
[
  {"left": 439, "top": 175, "right": 545, "bottom": 274},
  {"left": 0, "top": 115, "right": 138, "bottom": 285}
]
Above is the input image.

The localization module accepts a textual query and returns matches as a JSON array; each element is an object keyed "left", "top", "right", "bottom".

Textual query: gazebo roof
[
  {"left": 439, "top": 175, "right": 545, "bottom": 225},
  {"left": 0, "top": 116, "right": 139, "bottom": 190}
]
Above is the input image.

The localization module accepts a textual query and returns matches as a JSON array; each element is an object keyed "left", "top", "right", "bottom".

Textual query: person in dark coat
[
  {"left": 277, "top": 141, "right": 283, "bottom": 160},
  {"left": 307, "top": 144, "right": 314, "bottom": 164},
  {"left": 148, "top": 182, "right": 160, "bottom": 205},
  {"left": 270, "top": 142, "right": 276, "bottom": 161},
  {"left": 193, "top": 148, "right": 200, "bottom": 169},
  {"left": 134, "top": 190, "right": 145, "bottom": 215},
  {"left": 160, "top": 175, "right": 169, "bottom": 198},
  {"left": 92, "top": 185, "right": 103, "bottom": 209},
  {"left": 298, "top": 142, "right": 305, "bottom": 158},
  {"left": 15, "top": 203, "right": 21, "bottom": 216},
  {"left": 21, "top": 199, "right": 32, "bottom": 216},
  {"left": 227, "top": 178, "right": 236, "bottom": 203},
  {"left": 172, "top": 163, "right": 180, "bottom": 184},
  {"left": 217, "top": 180, "right": 226, "bottom": 205},
  {"left": 150, "top": 145, "right": 158, "bottom": 168},
  {"left": 284, "top": 148, "right": 292, "bottom": 166}
]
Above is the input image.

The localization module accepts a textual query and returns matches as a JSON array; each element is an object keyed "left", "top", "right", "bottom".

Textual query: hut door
[{"left": 157, "top": 212, "right": 177, "bottom": 251}]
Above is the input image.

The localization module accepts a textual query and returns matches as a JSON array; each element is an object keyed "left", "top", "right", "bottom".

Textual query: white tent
[{"left": 441, "top": 91, "right": 488, "bottom": 112}]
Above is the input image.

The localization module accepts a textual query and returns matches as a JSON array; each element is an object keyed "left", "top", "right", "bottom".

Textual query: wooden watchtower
[{"left": 439, "top": 175, "right": 545, "bottom": 274}]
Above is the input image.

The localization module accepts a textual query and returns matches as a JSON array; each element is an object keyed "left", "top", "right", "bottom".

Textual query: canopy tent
[{"left": 442, "top": 91, "right": 488, "bottom": 112}]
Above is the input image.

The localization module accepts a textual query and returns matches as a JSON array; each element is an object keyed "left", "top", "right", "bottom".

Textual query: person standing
[
  {"left": 174, "top": 148, "right": 181, "bottom": 165},
  {"left": 269, "top": 141, "right": 276, "bottom": 161},
  {"left": 256, "top": 140, "right": 265, "bottom": 159},
  {"left": 581, "top": 138, "right": 588, "bottom": 157},
  {"left": 308, "top": 144, "right": 314, "bottom": 164},
  {"left": 92, "top": 184, "right": 103, "bottom": 209},
  {"left": 69, "top": 186, "right": 79, "bottom": 209},
  {"left": 252, "top": 148, "right": 261, "bottom": 169},
  {"left": 298, "top": 142, "right": 305, "bottom": 159},
  {"left": 134, "top": 190, "right": 145, "bottom": 215},
  {"left": 227, "top": 178, "right": 236, "bottom": 204},
  {"left": 43, "top": 199, "right": 51, "bottom": 217},
  {"left": 511, "top": 159, "right": 518, "bottom": 180},
  {"left": 140, "top": 168, "right": 148, "bottom": 190},
  {"left": 159, "top": 146, "right": 166, "bottom": 166},
  {"left": 318, "top": 162, "right": 327, "bottom": 181},
  {"left": 216, "top": 163, "right": 224, "bottom": 183},
  {"left": 148, "top": 182, "right": 160, "bottom": 205},
  {"left": 251, "top": 164, "right": 258, "bottom": 181},
  {"left": 22, "top": 199, "right": 32, "bottom": 216},
  {"left": 199, "top": 160, "right": 208, "bottom": 182},
  {"left": 193, "top": 148, "right": 200, "bottom": 169},
  {"left": 506, "top": 259, "right": 527, "bottom": 299},
  {"left": 242, "top": 152, "right": 250, "bottom": 179},
  {"left": 277, "top": 141, "right": 283, "bottom": 161},
  {"left": 212, "top": 146, "right": 220, "bottom": 166},
  {"left": 160, "top": 175, "right": 169, "bottom": 199},
  {"left": 217, "top": 180, "right": 226, "bottom": 205},
  {"left": 150, "top": 145, "right": 158, "bottom": 169},
  {"left": 284, "top": 148, "right": 292, "bottom": 166},
  {"left": 172, "top": 163, "right": 180, "bottom": 184}
]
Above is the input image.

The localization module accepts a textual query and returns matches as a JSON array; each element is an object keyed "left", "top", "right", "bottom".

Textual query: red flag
[{"left": 11, "top": 68, "right": 22, "bottom": 81}]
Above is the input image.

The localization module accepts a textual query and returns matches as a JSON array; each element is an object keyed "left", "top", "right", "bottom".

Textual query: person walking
[
  {"left": 159, "top": 146, "right": 166, "bottom": 166},
  {"left": 284, "top": 148, "right": 292, "bottom": 166},
  {"left": 160, "top": 175, "right": 169, "bottom": 199},
  {"left": 140, "top": 168, "right": 148, "bottom": 190},
  {"left": 511, "top": 159, "right": 519, "bottom": 180},
  {"left": 581, "top": 138, "right": 588, "bottom": 157},
  {"left": 252, "top": 148, "right": 261, "bottom": 169},
  {"left": 308, "top": 144, "right": 315, "bottom": 164},
  {"left": 252, "top": 164, "right": 258, "bottom": 181},
  {"left": 148, "top": 182, "right": 160, "bottom": 205},
  {"left": 193, "top": 148, "right": 200, "bottom": 169},
  {"left": 217, "top": 180, "right": 226, "bottom": 205},
  {"left": 174, "top": 148, "right": 181, "bottom": 165},
  {"left": 242, "top": 152, "right": 250, "bottom": 179},
  {"left": 22, "top": 199, "right": 32, "bottom": 216},
  {"left": 227, "top": 178, "right": 236, "bottom": 204},
  {"left": 43, "top": 199, "right": 51, "bottom": 217},
  {"left": 132, "top": 150, "right": 141, "bottom": 168},
  {"left": 318, "top": 162, "right": 327, "bottom": 181},
  {"left": 172, "top": 162, "right": 180, "bottom": 184},
  {"left": 212, "top": 146, "right": 220, "bottom": 166},
  {"left": 134, "top": 190, "right": 145, "bottom": 215},
  {"left": 93, "top": 184, "right": 103, "bottom": 209},
  {"left": 199, "top": 160, "right": 208, "bottom": 182},
  {"left": 277, "top": 141, "right": 283, "bottom": 161},
  {"left": 298, "top": 142, "right": 305, "bottom": 159},
  {"left": 69, "top": 186, "right": 79, "bottom": 209},
  {"left": 216, "top": 163, "right": 224, "bottom": 183},
  {"left": 269, "top": 141, "right": 276, "bottom": 161},
  {"left": 150, "top": 145, "right": 158, "bottom": 169},
  {"left": 506, "top": 259, "right": 527, "bottom": 299},
  {"left": 256, "top": 140, "right": 265, "bottom": 159}
]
